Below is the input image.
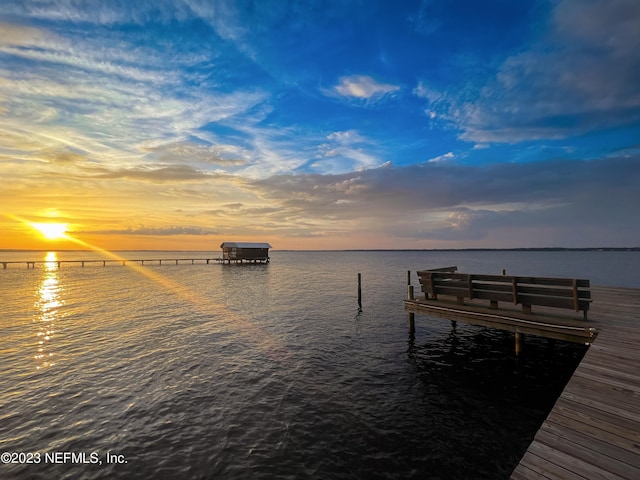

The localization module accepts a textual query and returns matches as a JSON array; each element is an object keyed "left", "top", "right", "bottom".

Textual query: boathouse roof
[{"left": 220, "top": 242, "right": 272, "bottom": 249}]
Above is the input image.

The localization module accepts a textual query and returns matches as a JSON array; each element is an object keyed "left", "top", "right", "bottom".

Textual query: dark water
[{"left": 2, "top": 249, "right": 636, "bottom": 479}]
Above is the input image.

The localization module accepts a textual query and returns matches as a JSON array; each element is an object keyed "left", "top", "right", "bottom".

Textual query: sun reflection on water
[{"left": 34, "top": 252, "right": 62, "bottom": 369}]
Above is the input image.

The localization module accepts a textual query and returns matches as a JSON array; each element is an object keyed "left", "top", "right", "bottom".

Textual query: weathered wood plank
[
  {"left": 517, "top": 285, "right": 591, "bottom": 299},
  {"left": 552, "top": 397, "right": 640, "bottom": 442},
  {"left": 521, "top": 441, "right": 626, "bottom": 480},
  {"left": 516, "top": 452, "right": 588, "bottom": 480},
  {"left": 571, "top": 364, "right": 640, "bottom": 393},
  {"left": 534, "top": 424, "right": 640, "bottom": 479},
  {"left": 546, "top": 411, "right": 640, "bottom": 456},
  {"left": 515, "top": 277, "right": 590, "bottom": 287},
  {"left": 404, "top": 300, "right": 594, "bottom": 343},
  {"left": 517, "top": 294, "right": 589, "bottom": 311}
]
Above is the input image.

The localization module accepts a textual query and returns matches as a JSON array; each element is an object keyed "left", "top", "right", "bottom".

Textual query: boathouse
[{"left": 219, "top": 242, "right": 271, "bottom": 264}]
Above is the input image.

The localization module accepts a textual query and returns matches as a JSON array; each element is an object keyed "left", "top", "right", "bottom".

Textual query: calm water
[{"left": 1, "top": 250, "right": 638, "bottom": 479}]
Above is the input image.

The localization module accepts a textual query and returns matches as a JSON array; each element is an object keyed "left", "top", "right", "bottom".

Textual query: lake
[{"left": 1, "top": 249, "right": 638, "bottom": 479}]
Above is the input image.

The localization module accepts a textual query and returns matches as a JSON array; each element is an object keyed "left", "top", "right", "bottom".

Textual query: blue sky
[{"left": 1, "top": 0, "right": 639, "bottom": 249}]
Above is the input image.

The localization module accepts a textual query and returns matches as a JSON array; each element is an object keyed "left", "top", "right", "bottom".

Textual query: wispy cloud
[
  {"left": 416, "top": 0, "right": 640, "bottom": 143},
  {"left": 141, "top": 142, "right": 248, "bottom": 167},
  {"left": 311, "top": 130, "right": 383, "bottom": 174},
  {"left": 0, "top": 15, "right": 270, "bottom": 178},
  {"left": 427, "top": 152, "right": 454, "bottom": 164},
  {"left": 78, "top": 225, "right": 218, "bottom": 236},
  {"left": 81, "top": 164, "right": 219, "bottom": 183},
  {"left": 331, "top": 75, "right": 400, "bottom": 101}
]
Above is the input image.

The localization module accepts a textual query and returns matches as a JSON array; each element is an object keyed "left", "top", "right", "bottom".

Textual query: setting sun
[{"left": 31, "top": 222, "right": 69, "bottom": 240}]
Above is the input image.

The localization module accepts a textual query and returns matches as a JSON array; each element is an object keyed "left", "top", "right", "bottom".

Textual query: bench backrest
[{"left": 417, "top": 270, "right": 591, "bottom": 312}]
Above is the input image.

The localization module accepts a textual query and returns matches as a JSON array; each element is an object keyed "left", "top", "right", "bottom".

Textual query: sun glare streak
[{"left": 3, "top": 214, "right": 288, "bottom": 362}]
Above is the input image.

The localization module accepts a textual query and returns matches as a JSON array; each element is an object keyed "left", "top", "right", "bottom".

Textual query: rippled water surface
[{"left": 1, "top": 250, "right": 638, "bottom": 479}]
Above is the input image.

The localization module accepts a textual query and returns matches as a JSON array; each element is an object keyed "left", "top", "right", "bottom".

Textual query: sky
[{"left": 1, "top": 0, "right": 639, "bottom": 251}]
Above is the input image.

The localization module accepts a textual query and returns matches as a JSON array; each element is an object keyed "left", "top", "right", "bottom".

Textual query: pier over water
[
  {"left": 1, "top": 258, "right": 219, "bottom": 269},
  {"left": 511, "top": 286, "right": 640, "bottom": 479},
  {"left": 405, "top": 270, "right": 640, "bottom": 479}
]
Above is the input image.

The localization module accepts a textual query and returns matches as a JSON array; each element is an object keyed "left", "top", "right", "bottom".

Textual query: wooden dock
[
  {"left": 511, "top": 286, "right": 640, "bottom": 480},
  {"left": 405, "top": 285, "right": 640, "bottom": 479},
  {"left": 1, "top": 258, "right": 218, "bottom": 269}
]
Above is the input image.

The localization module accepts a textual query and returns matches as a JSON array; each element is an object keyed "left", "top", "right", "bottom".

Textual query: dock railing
[{"left": 417, "top": 268, "right": 591, "bottom": 319}]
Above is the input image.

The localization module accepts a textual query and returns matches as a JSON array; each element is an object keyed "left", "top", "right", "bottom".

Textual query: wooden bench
[{"left": 416, "top": 267, "right": 592, "bottom": 320}]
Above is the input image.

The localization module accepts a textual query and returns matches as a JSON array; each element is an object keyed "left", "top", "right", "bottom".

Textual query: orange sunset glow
[
  {"left": 1, "top": 0, "right": 639, "bottom": 252},
  {"left": 30, "top": 222, "right": 69, "bottom": 240}
]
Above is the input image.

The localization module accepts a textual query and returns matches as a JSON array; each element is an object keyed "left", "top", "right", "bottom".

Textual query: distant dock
[
  {"left": 404, "top": 270, "right": 640, "bottom": 479},
  {"left": 0, "top": 256, "right": 275, "bottom": 269},
  {"left": 2, "top": 258, "right": 220, "bottom": 269}
]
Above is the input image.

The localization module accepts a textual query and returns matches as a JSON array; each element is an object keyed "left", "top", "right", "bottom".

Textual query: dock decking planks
[{"left": 511, "top": 286, "right": 640, "bottom": 479}]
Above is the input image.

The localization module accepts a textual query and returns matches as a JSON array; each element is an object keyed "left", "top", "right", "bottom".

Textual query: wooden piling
[
  {"left": 357, "top": 273, "right": 362, "bottom": 312},
  {"left": 407, "top": 273, "right": 415, "bottom": 332},
  {"left": 515, "top": 331, "right": 522, "bottom": 356}
]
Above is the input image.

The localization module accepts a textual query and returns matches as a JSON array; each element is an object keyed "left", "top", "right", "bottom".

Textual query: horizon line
[{"left": 1, "top": 247, "right": 639, "bottom": 253}]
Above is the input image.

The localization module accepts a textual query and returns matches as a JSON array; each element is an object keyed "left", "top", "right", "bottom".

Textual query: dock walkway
[
  {"left": 511, "top": 286, "right": 640, "bottom": 479},
  {"left": 0, "top": 257, "right": 265, "bottom": 268}
]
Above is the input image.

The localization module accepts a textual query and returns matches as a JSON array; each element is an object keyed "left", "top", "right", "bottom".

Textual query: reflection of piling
[
  {"left": 407, "top": 270, "right": 415, "bottom": 333},
  {"left": 357, "top": 273, "right": 362, "bottom": 312}
]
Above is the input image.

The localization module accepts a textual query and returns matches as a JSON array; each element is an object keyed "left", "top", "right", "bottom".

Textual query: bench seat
[{"left": 417, "top": 268, "right": 592, "bottom": 319}]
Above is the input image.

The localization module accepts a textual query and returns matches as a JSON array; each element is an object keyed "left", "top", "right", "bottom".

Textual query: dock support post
[
  {"left": 407, "top": 280, "right": 415, "bottom": 333},
  {"left": 357, "top": 273, "right": 362, "bottom": 312},
  {"left": 515, "top": 331, "right": 522, "bottom": 356}
]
